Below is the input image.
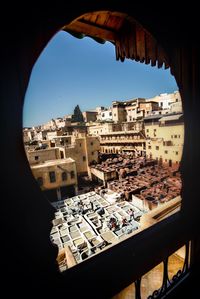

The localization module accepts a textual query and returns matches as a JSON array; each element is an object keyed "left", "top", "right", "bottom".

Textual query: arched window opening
[{"left": 23, "top": 11, "right": 184, "bottom": 273}]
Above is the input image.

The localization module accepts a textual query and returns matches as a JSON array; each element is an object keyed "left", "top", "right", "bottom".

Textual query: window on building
[
  {"left": 62, "top": 172, "right": 67, "bottom": 181},
  {"left": 114, "top": 113, "right": 116, "bottom": 117},
  {"left": 91, "top": 151, "right": 94, "bottom": 155},
  {"left": 35, "top": 156, "right": 39, "bottom": 160},
  {"left": 109, "top": 112, "right": 112, "bottom": 116},
  {"left": 176, "top": 151, "right": 179, "bottom": 155},
  {"left": 83, "top": 156, "right": 86, "bottom": 161},
  {"left": 148, "top": 146, "right": 151, "bottom": 149},
  {"left": 49, "top": 171, "right": 56, "bottom": 183},
  {"left": 91, "top": 142, "right": 93, "bottom": 146},
  {"left": 80, "top": 143, "right": 82, "bottom": 147},
  {"left": 146, "top": 129, "right": 149, "bottom": 133},
  {"left": 156, "top": 146, "right": 159, "bottom": 150},
  {"left": 37, "top": 177, "right": 43, "bottom": 186},
  {"left": 174, "top": 135, "right": 177, "bottom": 138},
  {"left": 165, "top": 150, "right": 168, "bottom": 154},
  {"left": 70, "top": 171, "right": 75, "bottom": 179}
]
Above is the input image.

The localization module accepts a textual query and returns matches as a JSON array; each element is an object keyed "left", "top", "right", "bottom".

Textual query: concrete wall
[
  {"left": 82, "top": 111, "right": 97, "bottom": 122},
  {"left": 145, "top": 122, "right": 184, "bottom": 165},
  {"left": 64, "top": 136, "right": 100, "bottom": 174},
  {"left": 27, "top": 148, "right": 61, "bottom": 165},
  {"left": 112, "top": 105, "right": 126, "bottom": 123},
  {"left": 147, "top": 92, "right": 181, "bottom": 110},
  {"left": 87, "top": 123, "right": 122, "bottom": 136},
  {"left": 31, "top": 158, "right": 77, "bottom": 191}
]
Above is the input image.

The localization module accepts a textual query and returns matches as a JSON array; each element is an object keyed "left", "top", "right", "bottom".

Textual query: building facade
[
  {"left": 64, "top": 136, "right": 100, "bottom": 175},
  {"left": 144, "top": 113, "right": 184, "bottom": 166},
  {"left": 31, "top": 158, "right": 78, "bottom": 201},
  {"left": 87, "top": 122, "right": 122, "bottom": 136},
  {"left": 100, "top": 130, "right": 146, "bottom": 156}
]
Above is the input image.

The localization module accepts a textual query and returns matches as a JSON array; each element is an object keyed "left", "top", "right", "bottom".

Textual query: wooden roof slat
[
  {"left": 64, "top": 11, "right": 169, "bottom": 70},
  {"left": 135, "top": 24, "right": 146, "bottom": 62},
  {"left": 144, "top": 32, "right": 157, "bottom": 67},
  {"left": 128, "top": 24, "right": 137, "bottom": 60},
  {"left": 63, "top": 20, "right": 116, "bottom": 42},
  {"left": 94, "top": 13, "right": 109, "bottom": 27},
  {"left": 106, "top": 15, "right": 125, "bottom": 31},
  {"left": 82, "top": 12, "right": 99, "bottom": 24}
]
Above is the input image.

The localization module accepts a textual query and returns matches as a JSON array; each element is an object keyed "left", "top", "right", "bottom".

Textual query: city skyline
[{"left": 23, "top": 30, "right": 178, "bottom": 127}]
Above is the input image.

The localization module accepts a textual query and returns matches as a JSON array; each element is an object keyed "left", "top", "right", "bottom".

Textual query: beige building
[
  {"left": 144, "top": 113, "right": 184, "bottom": 166},
  {"left": 82, "top": 111, "right": 98, "bottom": 122},
  {"left": 147, "top": 91, "right": 181, "bottom": 111},
  {"left": 121, "top": 120, "right": 144, "bottom": 132},
  {"left": 27, "top": 147, "right": 63, "bottom": 165},
  {"left": 23, "top": 128, "right": 34, "bottom": 143},
  {"left": 31, "top": 158, "right": 78, "bottom": 201},
  {"left": 112, "top": 98, "right": 159, "bottom": 123},
  {"left": 87, "top": 122, "right": 122, "bottom": 136},
  {"left": 41, "top": 118, "right": 66, "bottom": 131},
  {"left": 51, "top": 136, "right": 72, "bottom": 147},
  {"left": 64, "top": 136, "right": 100, "bottom": 175},
  {"left": 100, "top": 130, "right": 146, "bottom": 156}
]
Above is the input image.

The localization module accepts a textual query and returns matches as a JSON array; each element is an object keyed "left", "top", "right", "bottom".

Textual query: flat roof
[
  {"left": 31, "top": 158, "right": 75, "bottom": 169},
  {"left": 144, "top": 114, "right": 163, "bottom": 121},
  {"left": 159, "top": 114, "right": 183, "bottom": 122}
]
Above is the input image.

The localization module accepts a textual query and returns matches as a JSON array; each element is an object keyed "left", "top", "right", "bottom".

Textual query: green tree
[{"left": 72, "top": 105, "right": 84, "bottom": 122}]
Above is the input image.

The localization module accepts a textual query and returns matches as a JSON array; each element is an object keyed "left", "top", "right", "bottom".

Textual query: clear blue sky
[{"left": 23, "top": 30, "right": 178, "bottom": 127}]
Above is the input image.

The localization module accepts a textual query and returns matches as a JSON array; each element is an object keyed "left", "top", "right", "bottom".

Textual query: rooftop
[
  {"left": 159, "top": 113, "right": 183, "bottom": 122},
  {"left": 31, "top": 158, "right": 75, "bottom": 169}
]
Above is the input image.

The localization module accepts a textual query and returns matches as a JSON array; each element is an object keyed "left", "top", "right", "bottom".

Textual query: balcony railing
[{"left": 113, "top": 241, "right": 190, "bottom": 299}]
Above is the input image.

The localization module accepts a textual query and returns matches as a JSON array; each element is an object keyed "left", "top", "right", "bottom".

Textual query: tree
[{"left": 72, "top": 105, "right": 84, "bottom": 122}]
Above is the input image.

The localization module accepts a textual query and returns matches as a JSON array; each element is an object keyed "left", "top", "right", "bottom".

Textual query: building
[
  {"left": 27, "top": 147, "right": 63, "bottom": 165},
  {"left": 31, "top": 158, "right": 78, "bottom": 201},
  {"left": 144, "top": 113, "right": 184, "bottom": 166},
  {"left": 100, "top": 130, "right": 146, "bottom": 156},
  {"left": 51, "top": 136, "right": 72, "bottom": 147},
  {"left": 96, "top": 107, "right": 113, "bottom": 122},
  {"left": 147, "top": 91, "right": 181, "bottom": 111},
  {"left": 112, "top": 98, "right": 159, "bottom": 123},
  {"left": 82, "top": 111, "right": 98, "bottom": 122},
  {"left": 64, "top": 135, "right": 100, "bottom": 175},
  {"left": 23, "top": 128, "right": 35, "bottom": 143},
  {"left": 87, "top": 122, "right": 122, "bottom": 136}
]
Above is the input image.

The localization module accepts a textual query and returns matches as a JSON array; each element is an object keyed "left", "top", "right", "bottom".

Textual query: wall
[
  {"left": 87, "top": 122, "right": 122, "bottom": 136},
  {"left": 31, "top": 158, "right": 77, "bottom": 190},
  {"left": 145, "top": 121, "right": 184, "bottom": 165},
  {"left": 64, "top": 136, "right": 100, "bottom": 174},
  {"left": 82, "top": 111, "right": 97, "bottom": 122},
  {"left": 112, "top": 105, "right": 126, "bottom": 123},
  {"left": 27, "top": 148, "right": 61, "bottom": 165}
]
